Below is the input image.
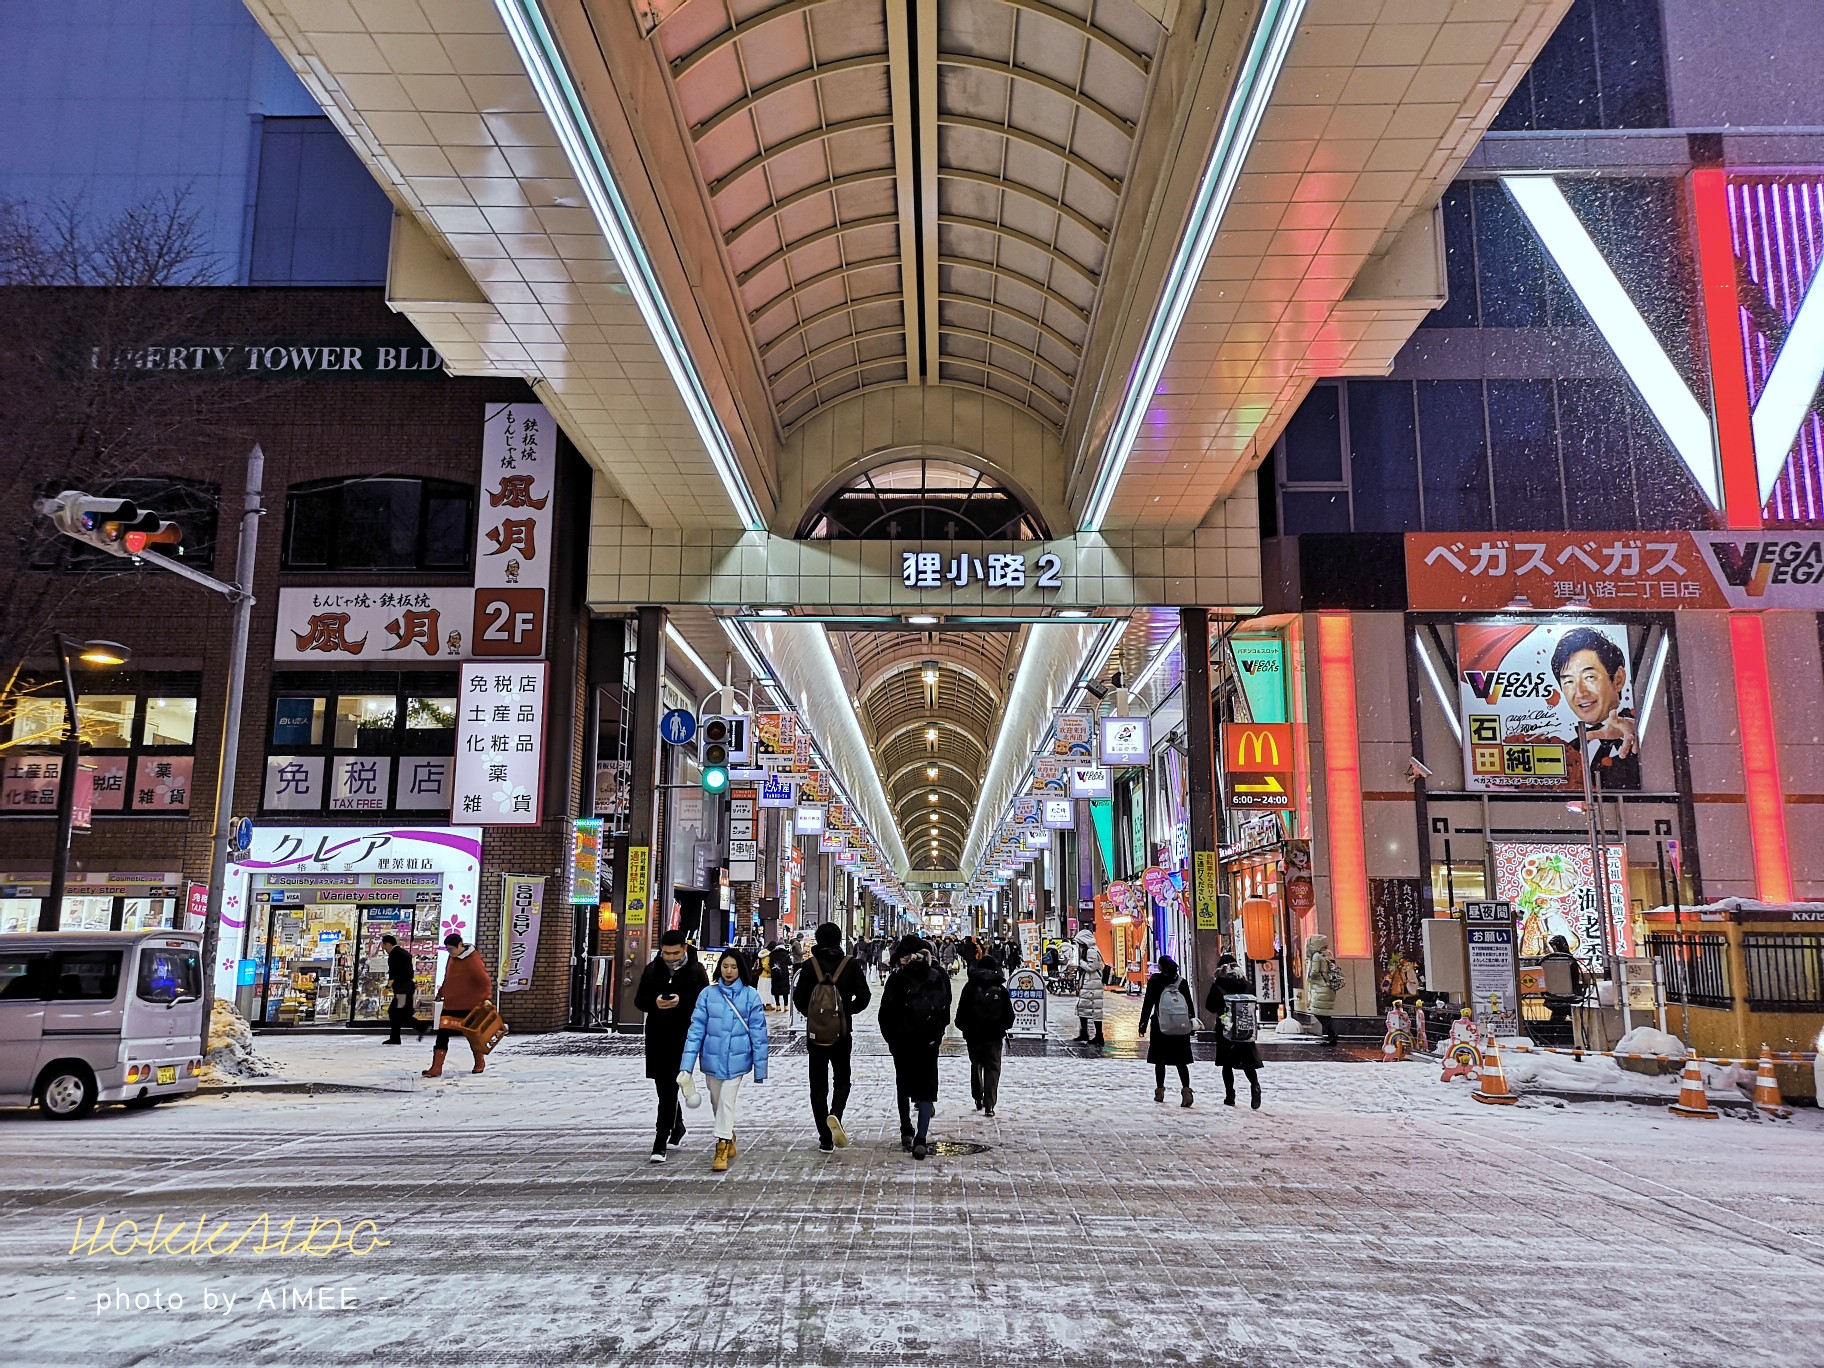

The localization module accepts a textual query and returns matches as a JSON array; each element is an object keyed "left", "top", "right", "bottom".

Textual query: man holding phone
[{"left": 635, "top": 929, "right": 709, "bottom": 1163}]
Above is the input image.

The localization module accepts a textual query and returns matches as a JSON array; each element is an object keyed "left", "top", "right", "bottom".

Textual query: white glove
[{"left": 676, "top": 1070, "right": 701, "bottom": 1108}]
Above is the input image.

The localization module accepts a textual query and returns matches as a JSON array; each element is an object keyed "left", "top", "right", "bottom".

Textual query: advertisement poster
[
  {"left": 452, "top": 662, "right": 548, "bottom": 824},
  {"left": 1099, "top": 715, "right": 1150, "bottom": 766},
  {"left": 1493, "top": 842, "right": 1630, "bottom": 971},
  {"left": 499, "top": 874, "right": 545, "bottom": 993},
  {"left": 625, "top": 846, "right": 651, "bottom": 927},
  {"left": 1456, "top": 622, "right": 1640, "bottom": 793},
  {"left": 1193, "top": 850, "right": 1220, "bottom": 930},
  {"left": 1054, "top": 712, "right": 1093, "bottom": 757},
  {"left": 1222, "top": 722, "right": 1295, "bottom": 809}
]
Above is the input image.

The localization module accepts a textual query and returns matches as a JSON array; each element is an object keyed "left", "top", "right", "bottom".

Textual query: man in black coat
[
  {"left": 634, "top": 929, "right": 709, "bottom": 1162},
  {"left": 380, "top": 934, "right": 419, "bottom": 1044},
  {"left": 878, "top": 935, "right": 953, "bottom": 1160},
  {"left": 956, "top": 955, "right": 1015, "bottom": 1116},
  {"left": 791, "top": 921, "right": 872, "bottom": 1152}
]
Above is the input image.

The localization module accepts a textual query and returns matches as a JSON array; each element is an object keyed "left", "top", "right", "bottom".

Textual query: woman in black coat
[
  {"left": 878, "top": 935, "right": 952, "bottom": 1160},
  {"left": 1137, "top": 955, "right": 1196, "bottom": 1106},
  {"left": 1204, "top": 954, "right": 1264, "bottom": 1109},
  {"left": 768, "top": 941, "right": 793, "bottom": 1009}
]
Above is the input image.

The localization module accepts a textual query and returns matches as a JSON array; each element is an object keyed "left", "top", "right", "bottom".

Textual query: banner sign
[
  {"left": 1013, "top": 797, "right": 1039, "bottom": 827},
  {"left": 500, "top": 874, "right": 545, "bottom": 993},
  {"left": 795, "top": 804, "right": 826, "bottom": 836},
  {"left": 1463, "top": 901, "right": 1519, "bottom": 1036},
  {"left": 758, "top": 773, "right": 796, "bottom": 808},
  {"left": 570, "top": 819, "right": 603, "bottom": 904},
  {"left": 1069, "top": 765, "right": 1110, "bottom": 799},
  {"left": 1407, "top": 530, "right": 1824, "bottom": 612},
  {"left": 1456, "top": 622, "right": 1639, "bottom": 794},
  {"left": 1230, "top": 636, "right": 1288, "bottom": 723},
  {"left": 1193, "top": 850, "right": 1220, "bottom": 930},
  {"left": 1221, "top": 723, "right": 1294, "bottom": 809},
  {"left": 1054, "top": 712, "right": 1094, "bottom": 757},
  {"left": 625, "top": 846, "right": 651, "bottom": 928},
  {"left": 1032, "top": 756, "right": 1068, "bottom": 793},
  {"left": 1099, "top": 715, "right": 1150, "bottom": 766},
  {"left": 475, "top": 401, "right": 553, "bottom": 655},
  {"left": 1007, "top": 966, "right": 1048, "bottom": 1038},
  {"left": 1042, "top": 797, "right": 1074, "bottom": 829},
  {"left": 453, "top": 662, "right": 547, "bottom": 824}
]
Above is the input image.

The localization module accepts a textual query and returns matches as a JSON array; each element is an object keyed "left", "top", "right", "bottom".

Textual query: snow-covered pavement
[{"left": 1, "top": 1030, "right": 1820, "bottom": 1368}]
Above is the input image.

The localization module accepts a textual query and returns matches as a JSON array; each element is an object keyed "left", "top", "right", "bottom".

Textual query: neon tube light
[
  {"left": 1503, "top": 175, "right": 1722, "bottom": 508},
  {"left": 1316, "top": 612, "right": 1370, "bottom": 959},
  {"left": 664, "top": 623, "right": 720, "bottom": 692},
  {"left": 1129, "top": 628, "right": 1182, "bottom": 696},
  {"left": 1079, "top": 0, "right": 1307, "bottom": 532},
  {"left": 1690, "top": 167, "right": 1765, "bottom": 526},
  {"left": 495, "top": 0, "right": 767, "bottom": 530},
  {"left": 1413, "top": 630, "right": 1461, "bottom": 745},
  {"left": 1634, "top": 631, "right": 1670, "bottom": 743},
  {"left": 1728, "top": 615, "right": 1793, "bottom": 902}
]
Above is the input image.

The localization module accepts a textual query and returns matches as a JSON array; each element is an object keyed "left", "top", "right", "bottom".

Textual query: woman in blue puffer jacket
[{"left": 678, "top": 950, "right": 770, "bottom": 1171}]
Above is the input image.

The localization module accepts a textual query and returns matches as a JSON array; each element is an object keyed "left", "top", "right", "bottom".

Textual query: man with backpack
[
  {"left": 791, "top": 922, "right": 871, "bottom": 1152},
  {"left": 955, "top": 946, "right": 1016, "bottom": 1117},
  {"left": 878, "top": 935, "right": 953, "bottom": 1160}
]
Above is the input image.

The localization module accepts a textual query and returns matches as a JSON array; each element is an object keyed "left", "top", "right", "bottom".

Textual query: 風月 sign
[{"left": 453, "top": 663, "right": 547, "bottom": 825}]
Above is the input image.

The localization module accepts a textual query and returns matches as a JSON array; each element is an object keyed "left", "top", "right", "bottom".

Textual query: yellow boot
[
  {"left": 711, "top": 1139, "right": 730, "bottom": 1172},
  {"left": 726, "top": 1130, "right": 737, "bottom": 1159}
]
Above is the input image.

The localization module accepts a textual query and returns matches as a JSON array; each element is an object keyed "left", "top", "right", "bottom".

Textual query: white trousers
[{"left": 705, "top": 1074, "right": 744, "bottom": 1140}]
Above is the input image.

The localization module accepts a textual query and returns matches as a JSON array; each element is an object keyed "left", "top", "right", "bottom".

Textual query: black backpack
[
  {"left": 902, "top": 965, "right": 950, "bottom": 1038},
  {"left": 973, "top": 975, "right": 1013, "bottom": 1034}
]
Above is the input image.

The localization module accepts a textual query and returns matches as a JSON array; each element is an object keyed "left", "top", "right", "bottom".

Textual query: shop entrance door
[{"left": 352, "top": 905, "right": 436, "bottom": 1025}]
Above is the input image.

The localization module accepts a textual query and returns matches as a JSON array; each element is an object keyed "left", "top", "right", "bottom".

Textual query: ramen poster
[
  {"left": 1493, "top": 842, "right": 1632, "bottom": 971},
  {"left": 1456, "top": 622, "right": 1641, "bottom": 793}
]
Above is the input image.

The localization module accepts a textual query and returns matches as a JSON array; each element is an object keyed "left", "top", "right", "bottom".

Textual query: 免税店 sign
[
  {"left": 452, "top": 663, "right": 547, "bottom": 825},
  {"left": 1221, "top": 723, "right": 1295, "bottom": 809}
]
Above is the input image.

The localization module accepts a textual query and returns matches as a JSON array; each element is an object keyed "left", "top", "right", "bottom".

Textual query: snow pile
[
  {"left": 1270, "top": 1013, "right": 1321, "bottom": 1039},
  {"left": 202, "top": 999, "right": 280, "bottom": 1081},
  {"left": 1613, "top": 1026, "right": 1689, "bottom": 1061},
  {"left": 1500, "top": 1047, "right": 1680, "bottom": 1097}
]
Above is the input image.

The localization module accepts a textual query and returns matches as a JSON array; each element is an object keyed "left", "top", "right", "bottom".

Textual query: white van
[{"left": 0, "top": 930, "right": 205, "bottom": 1118}]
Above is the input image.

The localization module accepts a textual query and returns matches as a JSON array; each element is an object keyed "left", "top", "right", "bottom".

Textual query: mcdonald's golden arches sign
[{"left": 1221, "top": 723, "right": 1295, "bottom": 810}]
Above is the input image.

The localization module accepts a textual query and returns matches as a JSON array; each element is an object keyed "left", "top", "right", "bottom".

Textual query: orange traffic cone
[
  {"left": 1668, "top": 1059, "right": 1718, "bottom": 1118},
  {"left": 1753, "top": 1045, "right": 1792, "bottom": 1119},
  {"left": 1472, "top": 1038, "right": 1518, "bottom": 1105}
]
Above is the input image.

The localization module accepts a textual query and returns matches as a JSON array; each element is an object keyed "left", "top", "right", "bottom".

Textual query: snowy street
[{"left": 1, "top": 1022, "right": 1820, "bottom": 1368}]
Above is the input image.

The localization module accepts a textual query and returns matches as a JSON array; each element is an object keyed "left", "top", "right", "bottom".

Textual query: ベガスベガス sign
[{"left": 1407, "top": 531, "right": 1824, "bottom": 611}]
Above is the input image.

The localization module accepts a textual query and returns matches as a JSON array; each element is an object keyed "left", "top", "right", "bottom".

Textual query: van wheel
[{"left": 38, "top": 1065, "right": 97, "bottom": 1119}]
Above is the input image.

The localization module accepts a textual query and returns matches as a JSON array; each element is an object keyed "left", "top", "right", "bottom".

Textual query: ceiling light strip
[
  {"left": 664, "top": 623, "right": 722, "bottom": 692},
  {"left": 494, "top": 0, "right": 767, "bottom": 531},
  {"left": 1079, "top": 0, "right": 1307, "bottom": 533},
  {"left": 1503, "top": 174, "right": 1722, "bottom": 509},
  {"left": 1128, "top": 628, "right": 1182, "bottom": 697}
]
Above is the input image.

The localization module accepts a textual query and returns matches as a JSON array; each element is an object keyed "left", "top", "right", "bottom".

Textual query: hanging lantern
[{"left": 1240, "top": 898, "right": 1276, "bottom": 962}]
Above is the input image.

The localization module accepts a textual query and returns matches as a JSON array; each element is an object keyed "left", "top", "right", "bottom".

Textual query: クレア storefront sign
[{"left": 452, "top": 663, "right": 547, "bottom": 825}]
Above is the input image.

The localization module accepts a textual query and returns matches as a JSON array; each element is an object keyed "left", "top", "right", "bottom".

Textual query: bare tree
[{"left": 0, "top": 189, "right": 258, "bottom": 741}]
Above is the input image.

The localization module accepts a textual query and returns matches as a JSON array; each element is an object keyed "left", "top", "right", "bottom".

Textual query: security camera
[{"left": 1405, "top": 756, "right": 1433, "bottom": 784}]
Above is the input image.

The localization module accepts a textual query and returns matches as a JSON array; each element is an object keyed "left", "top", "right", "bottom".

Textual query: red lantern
[{"left": 1240, "top": 898, "right": 1276, "bottom": 962}]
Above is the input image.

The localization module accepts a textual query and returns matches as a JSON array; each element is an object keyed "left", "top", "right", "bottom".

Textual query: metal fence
[
  {"left": 1646, "top": 933, "right": 1732, "bottom": 1010},
  {"left": 1742, "top": 934, "right": 1824, "bottom": 1012}
]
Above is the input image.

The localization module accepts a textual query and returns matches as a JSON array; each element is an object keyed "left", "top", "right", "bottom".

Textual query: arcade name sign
[{"left": 87, "top": 340, "right": 445, "bottom": 377}]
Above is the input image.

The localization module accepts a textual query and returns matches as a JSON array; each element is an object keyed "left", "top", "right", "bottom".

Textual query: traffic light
[
  {"left": 35, "top": 491, "right": 183, "bottom": 559},
  {"left": 699, "top": 716, "right": 731, "bottom": 795}
]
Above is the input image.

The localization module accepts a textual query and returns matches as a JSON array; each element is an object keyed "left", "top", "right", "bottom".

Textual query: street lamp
[{"left": 41, "top": 634, "right": 131, "bottom": 931}]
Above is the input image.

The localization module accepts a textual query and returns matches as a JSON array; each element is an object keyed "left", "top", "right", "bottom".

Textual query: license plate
[{"left": 156, "top": 1066, "right": 176, "bottom": 1085}]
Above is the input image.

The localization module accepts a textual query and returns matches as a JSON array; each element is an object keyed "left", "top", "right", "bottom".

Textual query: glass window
[
  {"left": 404, "top": 697, "right": 456, "bottom": 730},
  {"left": 1559, "top": 381, "right": 1640, "bottom": 529},
  {"left": 802, "top": 457, "right": 1047, "bottom": 540},
  {"left": 1280, "top": 490, "right": 1351, "bottom": 535},
  {"left": 1282, "top": 385, "right": 1343, "bottom": 484},
  {"left": 48, "top": 950, "right": 122, "bottom": 1000},
  {"left": 1417, "top": 382, "right": 1493, "bottom": 530},
  {"left": 1347, "top": 382, "right": 1421, "bottom": 533},
  {"left": 136, "top": 946, "right": 201, "bottom": 1003},
  {"left": 284, "top": 478, "right": 475, "bottom": 571},
  {"left": 77, "top": 696, "right": 135, "bottom": 749},
  {"left": 59, "top": 896, "right": 116, "bottom": 931},
  {"left": 142, "top": 697, "right": 197, "bottom": 747},
  {"left": 8, "top": 696, "right": 62, "bottom": 747},
  {"left": 1488, "top": 381, "right": 1565, "bottom": 530},
  {"left": 0, "top": 953, "right": 46, "bottom": 1001},
  {"left": 273, "top": 696, "right": 326, "bottom": 748},
  {"left": 1472, "top": 183, "right": 1553, "bottom": 328},
  {"left": 249, "top": 117, "right": 392, "bottom": 286},
  {"left": 334, "top": 696, "right": 398, "bottom": 750}
]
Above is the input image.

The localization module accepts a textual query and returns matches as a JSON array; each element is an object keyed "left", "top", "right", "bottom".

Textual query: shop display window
[
  {"left": 273, "top": 696, "right": 326, "bottom": 747},
  {"left": 2, "top": 675, "right": 201, "bottom": 821},
  {"left": 335, "top": 695, "right": 398, "bottom": 751},
  {"left": 59, "top": 896, "right": 115, "bottom": 931},
  {"left": 0, "top": 900, "right": 36, "bottom": 934},
  {"left": 1429, "top": 862, "right": 1489, "bottom": 913}
]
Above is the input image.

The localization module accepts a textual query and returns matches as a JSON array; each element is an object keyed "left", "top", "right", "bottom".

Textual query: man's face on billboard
[{"left": 1557, "top": 648, "right": 1624, "bottom": 725}]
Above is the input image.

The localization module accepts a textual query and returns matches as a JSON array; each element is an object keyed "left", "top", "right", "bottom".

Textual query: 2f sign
[{"left": 472, "top": 589, "right": 545, "bottom": 657}]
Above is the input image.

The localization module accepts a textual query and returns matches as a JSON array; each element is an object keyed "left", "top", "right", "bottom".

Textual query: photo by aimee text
[{"left": 70, "top": 1212, "right": 390, "bottom": 1260}]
